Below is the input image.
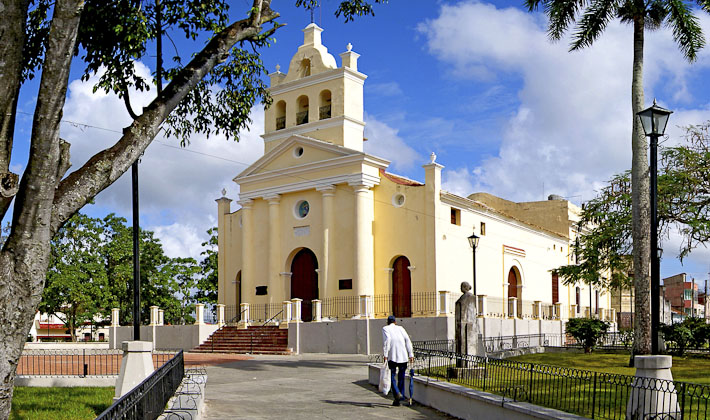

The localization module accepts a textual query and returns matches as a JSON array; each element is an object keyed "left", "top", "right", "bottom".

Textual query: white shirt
[{"left": 382, "top": 323, "right": 414, "bottom": 363}]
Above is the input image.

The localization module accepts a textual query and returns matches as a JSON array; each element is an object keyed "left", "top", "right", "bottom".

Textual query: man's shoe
[{"left": 392, "top": 399, "right": 400, "bottom": 406}]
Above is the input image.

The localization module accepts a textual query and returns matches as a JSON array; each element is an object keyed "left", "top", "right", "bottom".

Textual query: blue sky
[{"left": 10, "top": 1, "right": 710, "bottom": 287}]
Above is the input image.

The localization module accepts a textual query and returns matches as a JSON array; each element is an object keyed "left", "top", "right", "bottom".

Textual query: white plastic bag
[{"left": 378, "top": 362, "right": 391, "bottom": 395}]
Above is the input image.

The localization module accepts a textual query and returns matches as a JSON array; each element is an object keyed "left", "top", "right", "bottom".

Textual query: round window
[
  {"left": 294, "top": 146, "right": 304, "bottom": 158},
  {"left": 392, "top": 193, "right": 405, "bottom": 207},
  {"left": 295, "top": 200, "right": 310, "bottom": 218}
]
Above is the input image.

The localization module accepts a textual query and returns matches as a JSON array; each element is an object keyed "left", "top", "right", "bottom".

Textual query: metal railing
[
  {"left": 249, "top": 303, "right": 282, "bottom": 324},
  {"left": 412, "top": 339, "right": 454, "bottom": 352},
  {"left": 16, "top": 349, "right": 175, "bottom": 377},
  {"left": 296, "top": 111, "right": 308, "bottom": 125},
  {"left": 275, "top": 116, "right": 285, "bottom": 130},
  {"left": 319, "top": 105, "right": 331, "bottom": 120},
  {"left": 414, "top": 348, "right": 710, "bottom": 419},
  {"left": 96, "top": 350, "right": 185, "bottom": 420},
  {"left": 482, "top": 334, "right": 560, "bottom": 353},
  {"left": 321, "top": 296, "right": 359, "bottom": 320}
]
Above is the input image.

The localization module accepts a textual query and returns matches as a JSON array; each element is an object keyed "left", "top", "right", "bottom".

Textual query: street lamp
[
  {"left": 637, "top": 99, "right": 672, "bottom": 355},
  {"left": 468, "top": 232, "right": 480, "bottom": 296}
]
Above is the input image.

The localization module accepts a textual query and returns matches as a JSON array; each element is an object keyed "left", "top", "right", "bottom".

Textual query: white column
[
  {"left": 149, "top": 306, "right": 159, "bottom": 326},
  {"left": 352, "top": 184, "right": 374, "bottom": 297},
  {"left": 508, "top": 297, "right": 518, "bottom": 319},
  {"left": 478, "top": 295, "right": 487, "bottom": 318},
  {"left": 533, "top": 301, "right": 542, "bottom": 320},
  {"left": 319, "top": 186, "right": 336, "bottom": 301},
  {"left": 194, "top": 303, "right": 205, "bottom": 325},
  {"left": 239, "top": 199, "right": 254, "bottom": 305},
  {"left": 291, "top": 298, "right": 303, "bottom": 323},
  {"left": 312, "top": 299, "right": 322, "bottom": 322},
  {"left": 111, "top": 308, "right": 120, "bottom": 327},
  {"left": 438, "top": 291, "right": 451, "bottom": 316},
  {"left": 217, "top": 304, "right": 225, "bottom": 327},
  {"left": 266, "top": 195, "right": 282, "bottom": 300},
  {"left": 111, "top": 308, "right": 120, "bottom": 349},
  {"left": 238, "top": 302, "right": 250, "bottom": 329},
  {"left": 554, "top": 303, "right": 562, "bottom": 320},
  {"left": 282, "top": 301, "right": 292, "bottom": 323},
  {"left": 157, "top": 310, "right": 164, "bottom": 326}
]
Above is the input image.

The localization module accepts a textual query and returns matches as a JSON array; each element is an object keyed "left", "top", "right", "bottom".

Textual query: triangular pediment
[{"left": 236, "top": 135, "right": 364, "bottom": 180}]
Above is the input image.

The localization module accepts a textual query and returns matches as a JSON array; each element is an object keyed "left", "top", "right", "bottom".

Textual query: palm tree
[{"left": 525, "top": 0, "right": 706, "bottom": 356}]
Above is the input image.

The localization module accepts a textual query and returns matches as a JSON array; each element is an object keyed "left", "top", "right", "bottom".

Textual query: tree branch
[{"left": 50, "top": 1, "right": 280, "bottom": 234}]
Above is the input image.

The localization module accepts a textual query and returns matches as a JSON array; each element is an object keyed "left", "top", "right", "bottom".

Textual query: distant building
[
  {"left": 664, "top": 273, "right": 705, "bottom": 319},
  {"left": 29, "top": 312, "right": 108, "bottom": 342}
]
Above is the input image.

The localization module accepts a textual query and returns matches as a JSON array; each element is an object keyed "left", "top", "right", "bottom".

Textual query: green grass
[
  {"left": 10, "top": 387, "right": 114, "bottom": 420},
  {"left": 509, "top": 350, "right": 710, "bottom": 385}
]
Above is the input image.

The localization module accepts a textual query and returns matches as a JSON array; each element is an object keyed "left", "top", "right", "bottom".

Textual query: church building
[{"left": 215, "top": 24, "right": 615, "bottom": 335}]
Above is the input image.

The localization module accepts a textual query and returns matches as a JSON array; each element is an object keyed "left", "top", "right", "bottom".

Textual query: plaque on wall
[{"left": 293, "top": 226, "right": 310, "bottom": 237}]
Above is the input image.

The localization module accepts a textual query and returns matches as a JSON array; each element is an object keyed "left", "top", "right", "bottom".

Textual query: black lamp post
[
  {"left": 468, "top": 233, "right": 480, "bottom": 296},
  {"left": 637, "top": 99, "right": 672, "bottom": 355}
]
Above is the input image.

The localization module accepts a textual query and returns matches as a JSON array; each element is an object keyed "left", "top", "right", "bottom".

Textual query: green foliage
[
  {"left": 556, "top": 123, "right": 710, "bottom": 288},
  {"left": 296, "top": 0, "right": 388, "bottom": 22},
  {"left": 566, "top": 318, "right": 609, "bottom": 352},
  {"left": 619, "top": 328, "right": 634, "bottom": 350},
  {"left": 10, "top": 387, "right": 114, "bottom": 420},
  {"left": 196, "top": 227, "right": 218, "bottom": 305},
  {"left": 662, "top": 317, "right": 710, "bottom": 355}
]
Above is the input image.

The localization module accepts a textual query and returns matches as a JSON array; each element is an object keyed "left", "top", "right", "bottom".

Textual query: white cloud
[
  {"left": 418, "top": 1, "right": 710, "bottom": 204},
  {"left": 60, "top": 62, "right": 265, "bottom": 259},
  {"left": 442, "top": 167, "right": 475, "bottom": 197},
  {"left": 364, "top": 113, "right": 422, "bottom": 172}
]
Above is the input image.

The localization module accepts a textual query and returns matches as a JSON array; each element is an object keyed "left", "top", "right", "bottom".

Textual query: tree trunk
[{"left": 631, "top": 16, "right": 652, "bottom": 357}]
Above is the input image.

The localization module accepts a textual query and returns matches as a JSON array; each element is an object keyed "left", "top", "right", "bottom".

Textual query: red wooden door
[
  {"left": 508, "top": 269, "right": 518, "bottom": 298},
  {"left": 392, "top": 256, "right": 412, "bottom": 318},
  {"left": 552, "top": 272, "right": 559, "bottom": 304},
  {"left": 291, "top": 248, "right": 318, "bottom": 322}
]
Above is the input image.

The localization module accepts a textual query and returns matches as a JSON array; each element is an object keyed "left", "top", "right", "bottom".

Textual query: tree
[
  {"left": 566, "top": 318, "right": 610, "bottom": 353},
  {"left": 0, "top": 1, "right": 383, "bottom": 415},
  {"left": 162, "top": 257, "right": 200, "bottom": 324},
  {"left": 196, "top": 227, "right": 218, "bottom": 305},
  {"left": 40, "top": 213, "right": 108, "bottom": 342},
  {"left": 527, "top": 0, "right": 707, "bottom": 356}
]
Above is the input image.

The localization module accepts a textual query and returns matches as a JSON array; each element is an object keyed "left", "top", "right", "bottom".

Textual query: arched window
[
  {"left": 299, "top": 59, "right": 311, "bottom": 77},
  {"left": 296, "top": 95, "right": 309, "bottom": 125},
  {"left": 319, "top": 90, "right": 331, "bottom": 120},
  {"left": 275, "top": 100, "right": 286, "bottom": 130}
]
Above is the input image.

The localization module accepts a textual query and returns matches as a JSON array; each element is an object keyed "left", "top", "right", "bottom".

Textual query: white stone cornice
[
  {"left": 268, "top": 67, "right": 367, "bottom": 96},
  {"left": 237, "top": 199, "right": 254, "bottom": 208},
  {"left": 407, "top": 266, "right": 416, "bottom": 272},
  {"left": 238, "top": 173, "right": 379, "bottom": 200},
  {"left": 280, "top": 272, "right": 293, "bottom": 277},
  {"left": 384, "top": 268, "right": 394, "bottom": 273},
  {"left": 317, "top": 185, "right": 336, "bottom": 196},
  {"left": 262, "top": 115, "right": 365, "bottom": 144},
  {"left": 264, "top": 194, "right": 281, "bottom": 203}
]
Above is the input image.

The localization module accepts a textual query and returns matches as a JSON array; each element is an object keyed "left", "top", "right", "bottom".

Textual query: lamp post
[
  {"left": 637, "top": 99, "right": 672, "bottom": 355},
  {"left": 468, "top": 233, "right": 480, "bottom": 296}
]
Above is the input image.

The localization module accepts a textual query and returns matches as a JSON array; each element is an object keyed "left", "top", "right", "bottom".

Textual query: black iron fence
[
  {"left": 96, "top": 350, "right": 185, "bottom": 420},
  {"left": 414, "top": 348, "right": 710, "bottom": 419},
  {"left": 17, "top": 349, "right": 176, "bottom": 377}
]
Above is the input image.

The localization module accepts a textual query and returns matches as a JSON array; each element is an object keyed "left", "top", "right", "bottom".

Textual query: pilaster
[
  {"left": 319, "top": 186, "right": 336, "bottom": 300},
  {"left": 239, "top": 199, "right": 254, "bottom": 304},
  {"left": 351, "top": 184, "right": 374, "bottom": 297},
  {"left": 423, "top": 154, "right": 444, "bottom": 293},
  {"left": 266, "top": 194, "right": 282, "bottom": 300}
]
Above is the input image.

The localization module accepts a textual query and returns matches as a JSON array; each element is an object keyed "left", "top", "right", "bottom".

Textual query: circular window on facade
[
  {"left": 294, "top": 146, "right": 304, "bottom": 158},
  {"left": 392, "top": 193, "right": 405, "bottom": 207},
  {"left": 295, "top": 200, "right": 310, "bottom": 218}
]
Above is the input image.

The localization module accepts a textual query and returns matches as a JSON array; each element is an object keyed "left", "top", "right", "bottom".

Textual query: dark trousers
[{"left": 388, "top": 361, "right": 407, "bottom": 399}]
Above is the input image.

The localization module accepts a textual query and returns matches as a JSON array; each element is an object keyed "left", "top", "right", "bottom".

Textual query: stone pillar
[
  {"left": 217, "top": 304, "right": 225, "bottom": 327},
  {"left": 266, "top": 195, "right": 282, "bottom": 300},
  {"left": 239, "top": 199, "right": 254, "bottom": 305},
  {"left": 114, "top": 341, "right": 154, "bottom": 399},
  {"left": 508, "top": 297, "right": 518, "bottom": 319},
  {"left": 111, "top": 308, "right": 120, "bottom": 349},
  {"left": 352, "top": 184, "right": 374, "bottom": 297},
  {"left": 627, "top": 356, "right": 679, "bottom": 419},
  {"left": 238, "top": 302, "right": 250, "bottom": 329},
  {"left": 477, "top": 295, "right": 487, "bottom": 317},
  {"left": 359, "top": 295, "right": 373, "bottom": 319},
  {"left": 312, "top": 299, "right": 322, "bottom": 322},
  {"left": 281, "top": 301, "right": 292, "bottom": 327},
  {"left": 438, "top": 291, "right": 451, "bottom": 316},
  {"left": 554, "top": 303, "right": 562, "bottom": 320},
  {"left": 216, "top": 196, "right": 232, "bottom": 306},
  {"left": 149, "top": 306, "right": 159, "bottom": 326},
  {"left": 570, "top": 304, "right": 577, "bottom": 319},
  {"left": 319, "top": 186, "right": 336, "bottom": 301},
  {"left": 533, "top": 301, "right": 542, "bottom": 320},
  {"left": 291, "top": 298, "right": 303, "bottom": 323},
  {"left": 111, "top": 308, "right": 120, "bottom": 327},
  {"left": 194, "top": 303, "right": 204, "bottom": 325},
  {"left": 423, "top": 158, "right": 443, "bottom": 294},
  {"left": 158, "top": 310, "right": 164, "bottom": 326}
]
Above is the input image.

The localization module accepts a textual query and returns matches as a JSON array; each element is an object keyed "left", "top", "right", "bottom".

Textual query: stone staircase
[{"left": 192, "top": 325, "right": 290, "bottom": 355}]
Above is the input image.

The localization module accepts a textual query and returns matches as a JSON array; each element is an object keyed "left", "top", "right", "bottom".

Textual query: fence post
[
  {"left": 438, "top": 291, "right": 451, "bottom": 316},
  {"left": 680, "top": 382, "right": 686, "bottom": 420},
  {"left": 591, "top": 371, "right": 597, "bottom": 419},
  {"left": 478, "top": 295, "right": 487, "bottom": 318},
  {"left": 216, "top": 304, "right": 225, "bottom": 327},
  {"left": 528, "top": 363, "right": 534, "bottom": 403},
  {"left": 281, "top": 301, "right": 292, "bottom": 326},
  {"left": 509, "top": 297, "right": 518, "bottom": 318},
  {"left": 312, "top": 299, "right": 322, "bottom": 322},
  {"left": 238, "top": 303, "right": 250, "bottom": 329},
  {"left": 291, "top": 298, "right": 303, "bottom": 323},
  {"left": 194, "top": 303, "right": 205, "bottom": 325}
]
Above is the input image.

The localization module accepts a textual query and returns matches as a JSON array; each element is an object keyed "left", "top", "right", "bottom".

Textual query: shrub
[
  {"left": 619, "top": 328, "right": 634, "bottom": 350},
  {"left": 566, "top": 318, "right": 610, "bottom": 353},
  {"left": 661, "top": 323, "right": 693, "bottom": 356}
]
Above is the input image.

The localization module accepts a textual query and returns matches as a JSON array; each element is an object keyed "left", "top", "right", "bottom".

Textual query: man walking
[{"left": 382, "top": 315, "right": 414, "bottom": 406}]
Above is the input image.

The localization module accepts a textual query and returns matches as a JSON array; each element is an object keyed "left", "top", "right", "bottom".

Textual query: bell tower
[{"left": 263, "top": 23, "right": 367, "bottom": 153}]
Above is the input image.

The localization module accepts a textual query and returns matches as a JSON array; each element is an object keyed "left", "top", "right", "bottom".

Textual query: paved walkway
[{"left": 202, "top": 353, "right": 457, "bottom": 419}]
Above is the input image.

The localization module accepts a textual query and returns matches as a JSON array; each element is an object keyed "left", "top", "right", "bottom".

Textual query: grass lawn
[
  {"left": 10, "top": 387, "right": 114, "bottom": 420},
  {"left": 509, "top": 350, "right": 710, "bottom": 385}
]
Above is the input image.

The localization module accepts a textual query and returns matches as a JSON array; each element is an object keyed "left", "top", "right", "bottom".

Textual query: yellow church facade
[{"left": 216, "top": 24, "right": 615, "bottom": 330}]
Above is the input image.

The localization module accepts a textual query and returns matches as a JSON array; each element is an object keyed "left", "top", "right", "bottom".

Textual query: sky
[{"left": 10, "top": 0, "right": 710, "bottom": 287}]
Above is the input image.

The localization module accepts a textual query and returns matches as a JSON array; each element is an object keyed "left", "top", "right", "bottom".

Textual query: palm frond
[
  {"left": 571, "top": 0, "right": 618, "bottom": 50},
  {"left": 666, "top": 0, "right": 705, "bottom": 61},
  {"left": 646, "top": 0, "right": 667, "bottom": 29},
  {"left": 525, "top": 0, "right": 545, "bottom": 12},
  {"left": 696, "top": 0, "right": 710, "bottom": 13},
  {"left": 546, "top": 0, "right": 586, "bottom": 40}
]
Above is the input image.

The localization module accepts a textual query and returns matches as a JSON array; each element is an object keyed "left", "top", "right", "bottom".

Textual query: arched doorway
[
  {"left": 507, "top": 267, "right": 522, "bottom": 317},
  {"left": 392, "top": 256, "right": 412, "bottom": 318},
  {"left": 235, "top": 271, "right": 242, "bottom": 321},
  {"left": 291, "top": 248, "right": 318, "bottom": 322}
]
